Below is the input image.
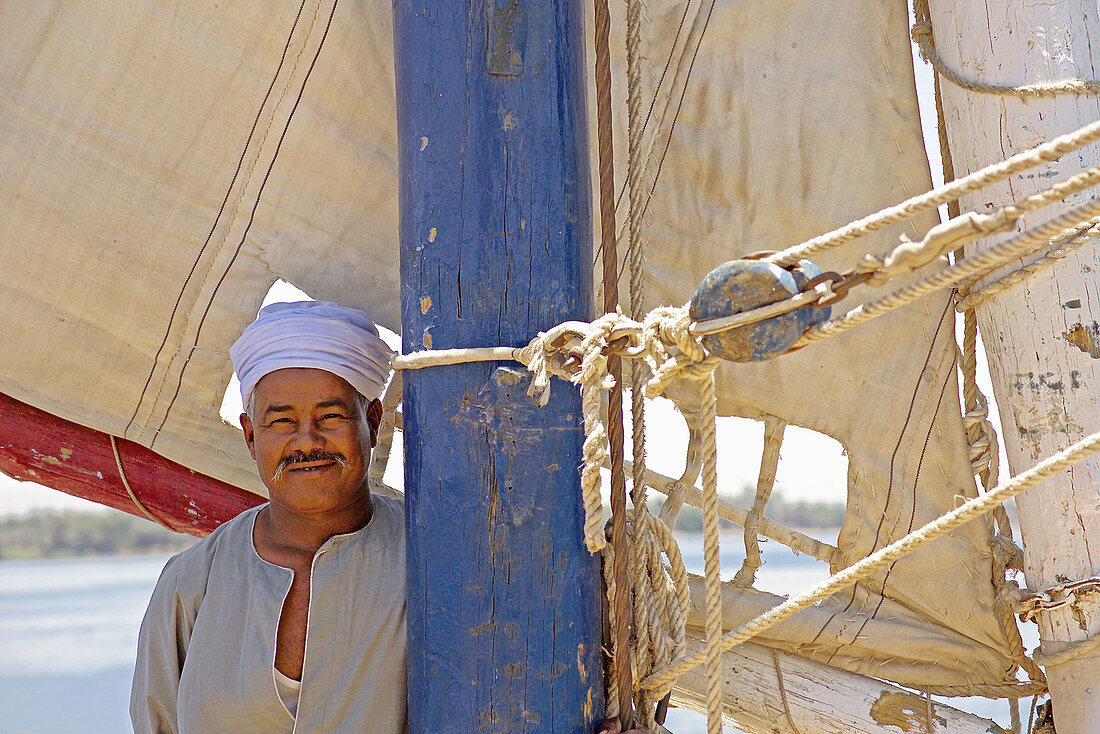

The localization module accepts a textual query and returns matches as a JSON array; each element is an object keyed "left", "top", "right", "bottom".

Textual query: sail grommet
[{"left": 689, "top": 258, "right": 831, "bottom": 361}]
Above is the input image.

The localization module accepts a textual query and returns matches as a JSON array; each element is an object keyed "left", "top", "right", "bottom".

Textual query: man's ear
[
  {"left": 241, "top": 413, "right": 258, "bottom": 461},
  {"left": 366, "top": 398, "right": 383, "bottom": 449}
]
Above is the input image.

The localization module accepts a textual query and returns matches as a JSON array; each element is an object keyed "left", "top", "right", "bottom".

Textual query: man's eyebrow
[
  {"left": 314, "top": 398, "right": 354, "bottom": 411},
  {"left": 260, "top": 398, "right": 354, "bottom": 419}
]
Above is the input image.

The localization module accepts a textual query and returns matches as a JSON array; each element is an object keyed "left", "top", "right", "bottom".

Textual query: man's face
[{"left": 241, "top": 368, "right": 373, "bottom": 515}]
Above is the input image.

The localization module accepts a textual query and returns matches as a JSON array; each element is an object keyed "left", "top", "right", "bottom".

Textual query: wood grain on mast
[
  {"left": 393, "top": 0, "right": 604, "bottom": 731},
  {"left": 929, "top": 1, "right": 1100, "bottom": 731}
]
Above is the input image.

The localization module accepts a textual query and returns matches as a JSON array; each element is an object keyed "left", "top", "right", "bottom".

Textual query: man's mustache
[{"left": 272, "top": 450, "right": 350, "bottom": 482}]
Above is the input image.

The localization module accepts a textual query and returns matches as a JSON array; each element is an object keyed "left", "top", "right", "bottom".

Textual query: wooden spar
[
  {"left": 672, "top": 638, "right": 1012, "bottom": 734},
  {"left": 393, "top": 1, "right": 604, "bottom": 732},
  {"left": 0, "top": 391, "right": 262, "bottom": 536},
  {"left": 929, "top": 2, "right": 1100, "bottom": 731}
]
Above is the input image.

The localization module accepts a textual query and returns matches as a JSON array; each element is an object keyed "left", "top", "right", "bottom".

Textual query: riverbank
[{"left": 0, "top": 511, "right": 194, "bottom": 560}]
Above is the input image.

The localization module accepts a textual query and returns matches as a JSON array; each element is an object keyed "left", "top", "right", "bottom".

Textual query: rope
[
  {"left": 1033, "top": 631, "right": 1100, "bottom": 667},
  {"left": 631, "top": 511, "right": 692, "bottom": 728},
  {"left": 766, "top": 116, "right": 1100, "bottom": 269},
  {"left": 915, "top": 681, "right": 1047, "bottom": 699},
  {"left": 110, "top": 435, "right": 175, "bottom": 531},
  {"left": 623, "top": 0, "right": 655, "bottom": 722},
  {"left": 850, "top": 161, "right": 1100, "bottom": 291},
  {"left": 640, "top": 425, "right": 1100, "bottom": 693},
  {"left": 911, "top": 0, "right": 1100, "bottom": 99},
  {"left": 771, "top": 649, "right": 804, "bottom": 734},
  {"left": 697, "top": 370, "right": 724, "bottom": 734},
  {"left": 953, "top": 302, "right": 1045, "bottom": 687},
  {"left": 579, "top": 316, "right": 620, "bottom": 552},
  {"left": 589, "top": 9, "right": 635, "bottom": 722},
  {"left": 956, "top": 218, "right": 1100, "bottom": 311},
  {"left": 795, "top": 192, "right": 1100, "bottom": 346}
]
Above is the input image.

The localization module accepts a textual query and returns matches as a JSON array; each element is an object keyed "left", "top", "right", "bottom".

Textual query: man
[{"left": 131, "top": 300, "right": 649, "bottom": 733}]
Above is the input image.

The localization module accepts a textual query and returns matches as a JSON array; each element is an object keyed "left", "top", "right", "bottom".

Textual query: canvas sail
[{"left": 0, "top": 0, "right": 1026, "bottom": 697}]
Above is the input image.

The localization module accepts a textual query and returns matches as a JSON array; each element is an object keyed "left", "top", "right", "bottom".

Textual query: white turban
[{"left": 230, "top": 300, "right": 394, "bottom": 406}]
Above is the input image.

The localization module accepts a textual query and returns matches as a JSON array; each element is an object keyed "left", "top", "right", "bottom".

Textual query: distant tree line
[
  {"left": 625, "top": 486, "right": 845, "bottom": 533},
  {"left": 2, "top": 485, "right": 845, "bottom": 560},
  {"left": 0, "top": 510, "right": 195, "bottom": 560}
]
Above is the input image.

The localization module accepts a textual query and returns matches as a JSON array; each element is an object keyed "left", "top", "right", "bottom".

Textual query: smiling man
[
  {"left": 130, "top": 300, "right": 404, "bottom": 733},
  {"left": 130, "top": 300, "right": 650, "bottom": 734}
]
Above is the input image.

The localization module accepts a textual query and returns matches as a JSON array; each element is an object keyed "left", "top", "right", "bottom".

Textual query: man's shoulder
[
  {"left": 159, "top": 504, "right": 263, "bottom": 594},
  {"left": 371, "top": 493, "right": 405, "bottom": 538}
]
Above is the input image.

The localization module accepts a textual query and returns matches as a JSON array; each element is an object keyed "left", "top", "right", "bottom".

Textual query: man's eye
[
  {"left": 267, "top": 417, "right": 293, "bottom": 426},
  {"left": 321, "top": 413, "right": 348, "bottom": 421}
]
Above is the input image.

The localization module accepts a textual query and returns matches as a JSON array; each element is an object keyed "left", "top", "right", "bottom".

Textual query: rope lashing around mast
[{"left": 910, "top": 0, "right": 1100, "bottom": 99}]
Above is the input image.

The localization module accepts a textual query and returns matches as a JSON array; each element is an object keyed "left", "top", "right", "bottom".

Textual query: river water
[{"left": 0, "top": 534, "right": 1018, "bottom": 733}]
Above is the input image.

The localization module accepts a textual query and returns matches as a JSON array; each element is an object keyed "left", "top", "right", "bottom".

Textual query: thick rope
[
  {"left": 1033, "top": 631, "right": 1100, "bottom": 668},
  {"left": 110, "top": 435, "right": 175, "bottom": 531},
  {"left": 591, "top": 0, "right": 635, "bottom": 718},
  {"left": 796, "top": 193, "right": 1100, "bottom": 346},
  {"left": 629, "top": 510, "right": 692, "bottom": 729},
  {"left": 640, "top": 426, "right": 1100, "bottom": 693},
  {"left": 766, "top": 117, "right": 1100, "bottom": 268},
  {"left": 912, "top": 0, "right": 1100, "bottom": 99},
  {"left": 688, "top": 369, "right": 724, "bottom": 734},
  {"left": 915, "top": 681, "right": 1047, "bottom": 699},
  {"left": 957, "top": 218, "right": 1100, "bottom": 311},
  {"left": 851, "top": 163, "right": 1100, "bottom": 290},
  {"left": 579, "top": 316, "right": 620, "bottom": 552}
]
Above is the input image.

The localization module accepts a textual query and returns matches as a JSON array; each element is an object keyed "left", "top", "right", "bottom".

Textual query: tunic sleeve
[{"left": 130, "top": 556, "right": 197, "bottom": 734}]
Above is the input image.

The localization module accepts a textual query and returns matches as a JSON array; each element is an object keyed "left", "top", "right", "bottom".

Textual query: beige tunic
[{"left": 130, "top": 495, "right": 406, "bottom": 733}]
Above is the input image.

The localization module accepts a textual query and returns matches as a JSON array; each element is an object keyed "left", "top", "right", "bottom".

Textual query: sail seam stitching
[
  {"left": 125, "top": 0, "right": 312, "bottom": 440},
  {"left": 150, "top": 0, "right": 342, "bottom": 443}
]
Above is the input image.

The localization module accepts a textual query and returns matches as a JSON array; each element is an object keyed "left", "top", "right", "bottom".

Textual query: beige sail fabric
[
  {"left": 0, "top": 0, "right": 399, "bottom": 493},
  {"left": 0, "top": 0, "right": 1020, "bottom": 693},
  {"left": 599, "top": 0, "right": 1021, "bottom": 688}
]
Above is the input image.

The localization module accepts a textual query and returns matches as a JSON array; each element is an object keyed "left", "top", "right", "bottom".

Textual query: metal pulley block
[{"left": 689, "top": 257, "right": 831, "bottom": 362}]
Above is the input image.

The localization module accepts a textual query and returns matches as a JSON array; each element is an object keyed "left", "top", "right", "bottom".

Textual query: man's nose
[{"left": 289, "top": 418, "right": 325, "bottom": 449}]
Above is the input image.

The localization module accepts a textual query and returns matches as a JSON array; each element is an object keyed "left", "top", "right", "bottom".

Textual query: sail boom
[
  {"left": 0, "top": 391, "right": 262, "bottom": 536},
  {"left": 672, "top": 638, "right": 1010, "bottom": 734}
]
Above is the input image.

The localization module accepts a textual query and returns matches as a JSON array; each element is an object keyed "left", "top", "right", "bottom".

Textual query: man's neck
[{"left": 255, "top": 491, "right": 374, "bottom": 561}]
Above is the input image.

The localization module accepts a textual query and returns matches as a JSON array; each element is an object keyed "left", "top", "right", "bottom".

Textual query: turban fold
[{"left": 230, "top": 300, "right": 394, "bottom": 406}]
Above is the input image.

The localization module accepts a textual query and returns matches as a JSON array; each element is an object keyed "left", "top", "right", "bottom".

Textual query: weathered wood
[
  {"left": 0, "top": 391, "right": 262, "bottom": 535},
  {"left": 393, "top": 1, "right": 604, "bottom": 731},
  {"left": 930, "top": 2, "right": 1100, "bottom": 730},
  {"left": 672, "top": 637, "right": 1009, "bottom": 734}
]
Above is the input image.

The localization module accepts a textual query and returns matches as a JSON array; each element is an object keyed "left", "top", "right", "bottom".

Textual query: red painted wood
[{"left": 0, "top": 391, "right": 264, "bottom": 537}]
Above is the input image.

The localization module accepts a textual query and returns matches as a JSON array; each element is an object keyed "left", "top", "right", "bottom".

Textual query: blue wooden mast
[{"left": 394, "top": 1, "right": 605, "bottom": 731}]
